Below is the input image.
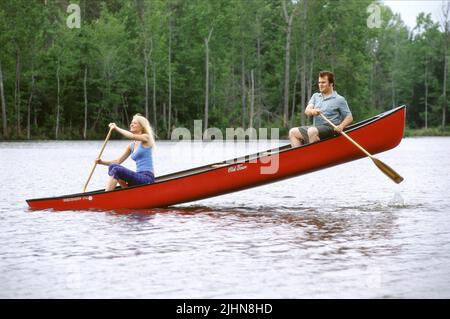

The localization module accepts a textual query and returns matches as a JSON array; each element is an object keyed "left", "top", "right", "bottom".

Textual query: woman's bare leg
[
  {"left": 105, "top": 176, "right": 118, "bottom": 191},
  {"left": 118, "top": 179, "right": 128, "bottom": 188}
]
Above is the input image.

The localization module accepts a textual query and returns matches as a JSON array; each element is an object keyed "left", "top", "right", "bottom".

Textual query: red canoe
[{"left": 27, "top": 105, "right": 406, "bottom": 211}]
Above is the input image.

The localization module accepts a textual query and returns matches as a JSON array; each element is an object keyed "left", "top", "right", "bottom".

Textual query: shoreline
[
  {"left": 404, "top": 127, "right": 450, "bottom": 137},
  {"left": 2, "top": 126, "right": 450, "bottom": 142}
]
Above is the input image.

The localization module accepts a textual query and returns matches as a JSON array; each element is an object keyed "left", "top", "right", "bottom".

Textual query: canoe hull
[{"left": 27, "top": 106, "right": 406, "bottom": 211}]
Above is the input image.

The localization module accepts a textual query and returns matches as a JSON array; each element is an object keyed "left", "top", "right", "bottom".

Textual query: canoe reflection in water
[{"left": 104, "top": 202, "right": 404, "bottom": 260}]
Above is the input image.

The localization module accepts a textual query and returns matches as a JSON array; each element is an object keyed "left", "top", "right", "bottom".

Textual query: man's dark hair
[{"left": 319, "top": 70, "right": 335, "bottom": 88}]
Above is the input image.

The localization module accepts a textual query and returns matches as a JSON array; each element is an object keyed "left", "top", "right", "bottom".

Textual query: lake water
[{"left": 0, "top": 137, "right": 449, "bottom": 298}]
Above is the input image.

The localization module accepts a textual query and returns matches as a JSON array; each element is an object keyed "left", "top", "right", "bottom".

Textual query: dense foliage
[{"left": 0, "top": 0, "right": 449, "bottom": 140}]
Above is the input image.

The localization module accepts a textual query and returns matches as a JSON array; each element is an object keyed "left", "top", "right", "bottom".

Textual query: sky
[{"left": 383, "top": 0, "right": 448, "bottom": 29}]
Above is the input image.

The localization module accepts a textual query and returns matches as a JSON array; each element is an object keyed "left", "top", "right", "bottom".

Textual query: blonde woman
[{"left": 96, "top": 114, "right": 156, "bottom": 191}]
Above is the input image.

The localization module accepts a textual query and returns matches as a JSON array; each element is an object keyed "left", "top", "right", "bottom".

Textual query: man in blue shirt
[{"left": 289, "top": 70, "right": 353, "bottom": 147}]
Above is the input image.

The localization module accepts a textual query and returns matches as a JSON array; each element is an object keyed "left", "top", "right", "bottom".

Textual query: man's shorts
[{"left": 298, "top": 124, "right": 336, "bottom": 144}]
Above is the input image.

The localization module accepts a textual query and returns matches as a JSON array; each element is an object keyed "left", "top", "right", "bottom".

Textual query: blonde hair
[{"left": 133, "top": 114, "right": 156, "bottom": 147}]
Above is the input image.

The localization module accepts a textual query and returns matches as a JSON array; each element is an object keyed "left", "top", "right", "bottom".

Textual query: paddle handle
[
  {"left": 82, "top": 127, "right": 114, "bottom": 193},
  {"left": 318, "top": 113, "right": 373, "bottom": 159}
]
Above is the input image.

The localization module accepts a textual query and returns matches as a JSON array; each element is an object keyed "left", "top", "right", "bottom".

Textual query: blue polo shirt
[{"left": 308, "top": 91, "right": 352, "bottom": 126}]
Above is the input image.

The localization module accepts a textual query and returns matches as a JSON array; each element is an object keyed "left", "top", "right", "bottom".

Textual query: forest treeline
[{"left": 0, "top": 0, "right": 449, "bottom": 140}]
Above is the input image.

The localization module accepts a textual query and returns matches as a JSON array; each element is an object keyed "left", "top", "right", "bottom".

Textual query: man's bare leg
[
  {"left": 307, "top": 127, "right": 320, "bottom": 143},
  {"left": 289, "top": 128, "right": 304, "bottom": 147}
]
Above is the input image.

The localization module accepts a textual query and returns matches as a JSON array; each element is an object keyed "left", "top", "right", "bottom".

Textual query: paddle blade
[{"left": 372, "top": 157, "right": 404, "bottom": 184}]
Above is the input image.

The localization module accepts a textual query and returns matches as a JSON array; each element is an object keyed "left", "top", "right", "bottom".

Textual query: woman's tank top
[{"left": 130, "top": 142, "right": 154, "bottom": 173}]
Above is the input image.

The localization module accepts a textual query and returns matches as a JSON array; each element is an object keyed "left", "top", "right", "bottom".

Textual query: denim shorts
[{"left": 108, "top": 164, "right": 155, "bottom": 186}]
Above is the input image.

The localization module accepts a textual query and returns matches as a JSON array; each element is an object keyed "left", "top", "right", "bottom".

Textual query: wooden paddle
[
  {"left": 82, "top": 127, "right": 114, "bottom": 192},
  {"left": 319, "top": 113, "right": 404, "bottom": 184}
]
